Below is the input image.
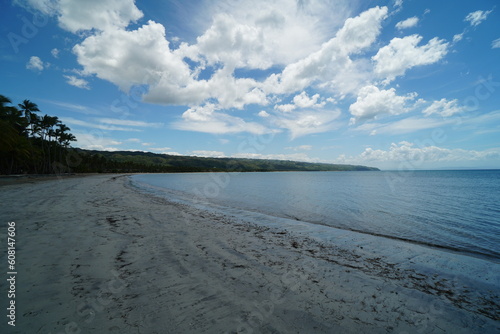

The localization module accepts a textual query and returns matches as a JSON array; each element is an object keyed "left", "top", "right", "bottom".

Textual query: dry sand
[{"left": 0, "top": 174, "right": 498, "bottom": 333}]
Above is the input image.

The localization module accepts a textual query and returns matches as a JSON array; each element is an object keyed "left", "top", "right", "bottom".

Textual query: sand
[{"left": 0, "top": 174, "right": 498, "bottom": 333}]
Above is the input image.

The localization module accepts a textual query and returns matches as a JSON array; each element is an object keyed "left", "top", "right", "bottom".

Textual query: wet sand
[{"left": 0, "top": 174, "right": 498, "bottom": 333}]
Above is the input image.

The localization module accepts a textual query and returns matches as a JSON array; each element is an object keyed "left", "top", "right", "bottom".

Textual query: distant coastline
[{"left": 1, "top": 147, "right": 380, "bottom": 175}]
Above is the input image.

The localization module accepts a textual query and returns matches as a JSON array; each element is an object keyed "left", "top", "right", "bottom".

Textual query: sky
[{"left": 1, "top": 0, "right": 499, "bottom": 170}]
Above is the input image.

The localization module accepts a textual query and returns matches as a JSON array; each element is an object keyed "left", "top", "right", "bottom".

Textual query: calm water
[{"left": 131, "top": 170, "right": 500, "bottom": 261}]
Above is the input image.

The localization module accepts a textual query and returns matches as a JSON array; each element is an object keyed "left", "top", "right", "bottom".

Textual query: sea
[{"left": 130, "top": 170, "right": 500, "bottom": 262}]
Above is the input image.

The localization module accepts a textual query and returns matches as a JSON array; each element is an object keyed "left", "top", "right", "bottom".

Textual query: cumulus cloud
[
  {"left": 15, "top": 0, "right": 143, "bottom": 32},
  {"left": 293, "top": 92, "right": 325, "bottom": 108},
  {"left": 349, "top": 85, "right": 417, "bottom": 123},
  {"left": 194, "top": 13, "right": 271, "bottom": 70},
  {"left": 337, "top": 141, "right": 500, "bottom": 166},
  {"left": 422, "top": 98, "right": 466, "bottom": 117},
  {"left": 51, "top": 48, "right": 60, "bottom": 58},
  {"left": 58, "top": 0, "right": 143, "bottom": 33},
  {"left": 149, "top": 147, "right": 179, "bottom": 154},
  {"left": 265, "top": 6, "right": 388, "bottom": 95},
  {"left": 465, "top": 9, "right": 493, "bottom": 27},
  {"left": 166, "top": 6, "right": 387, "bottom": 136},
  {"left": 373, "top": 34, "right": 448, "bottom": 83},
  {"left": 195, "top": 0, "right": 355, "bottom": 67},
  {"left": 275, "top": 91, "right": 326, "bottom": 112},
  {"left": 64, "top": 75, "right": 90, "bottom": 89},
  {"left": 258, "top": 110, "right": 270, "bottom": 118},
  {"left": 190, "top": 150, "right": 226, "bottom": 158},
  {"left": 395, "top": 17, "right": 419, "bottom": 30},
  {"left": 26, "top": 56, "right": 44, "bottom": 71},
  {"left": 74, "top": 20, "right": 191, "bottom": 93}
]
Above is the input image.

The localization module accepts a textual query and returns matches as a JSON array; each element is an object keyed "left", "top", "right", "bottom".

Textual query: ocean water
[{"left": 131, "top": 170, "right": 500, "bottom": 261}]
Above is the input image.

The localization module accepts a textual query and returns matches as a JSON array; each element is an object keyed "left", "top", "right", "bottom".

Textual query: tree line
[{"left": 0, "top": 94, "right": 75, "bottom": 174}]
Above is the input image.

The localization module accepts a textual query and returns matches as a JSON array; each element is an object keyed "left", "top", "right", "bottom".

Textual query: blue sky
[{"left": 1, "top": 0, "right": 499, "bottom": 170}]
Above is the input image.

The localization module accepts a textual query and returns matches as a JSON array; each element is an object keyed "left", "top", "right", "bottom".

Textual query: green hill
[{"left": 72, "top": 149, "right": 380, "bottom": 173}]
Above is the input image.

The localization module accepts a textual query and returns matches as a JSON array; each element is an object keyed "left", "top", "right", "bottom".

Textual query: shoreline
[
  {"left": 130, "top": 173, "right": 500, "bottom": 263},
  {"left": 0, "top": 173, "right": 105, "bottom": 187},
  {"left": 0, "top": 174, "right": 498, "bottom": 333}
]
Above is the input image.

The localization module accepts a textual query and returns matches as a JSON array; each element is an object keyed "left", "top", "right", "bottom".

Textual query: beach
[{"left": 0, "top": 174, "right": 498, "bottom": 333}]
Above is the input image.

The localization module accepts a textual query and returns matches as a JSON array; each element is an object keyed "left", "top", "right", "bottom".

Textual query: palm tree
[
  {"left": 0, "top": 95, "right": 12, "bottom": 111},
  {"left": 0, "top": 95, "right": 31, "bottom": 173},
  {"left": 0, "top": 95, "right": 25, "bottom": 132},
  {"left": 38, "top": 115, "right": 59, "bottom": 172},
  {"left": 1, "top": 95, "right": 78, "bottom": 174},
  {"left": 18, "top": 99, "right": 39, "bottom": 137}
]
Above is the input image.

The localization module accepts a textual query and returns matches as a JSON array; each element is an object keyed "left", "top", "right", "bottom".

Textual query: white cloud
[
  {"left": 293, "top": 91, "right": 325, "bottom": 108},
  {"left": 15, "top": 0, "right": 143, "bottom": 32},
  {"left": 194, "top": 13, "right": 272, "bottom": 70},
  {"left": 64, "top": 75, "right": 90, "bottom": 89},
  {"left": 335, "top": 6, "right": 388, "bottom": 55},
  {"left": 51, "top": 48, "right": 60, "bottom": 58},
  {"left": 395, "top": 17, "right": 419, "bottom": 30},
  {"left": 492, "top": 38, "right": 500, "bottom": 49},
  {"left": 258, "top": 110, "right": 270, "bottom": 118},
  {"left": 265, "top": 6, "right": 388, "bottom": 95},
  {"left": 373, "top": 34, "right": 449, "bottom": 83},
  {"left": 274, "top": 91, "right": 326, "bottom": 112},
  {"left": 194, "top": 0, "right": 355, "bottom": 67},
  {"left": 275, "top": 104, "right": 296, "bottom": 112},
  {"left": 422, "top": 99, "right": 466, "bottom": 117},
  {"left": 337, "top": 141, "right": 500, "bottom": 165},
  {"left": 453, "top": 33, "right": 464, "bottom": 43},
  {"left": 74, "top": 20, "right": 191, "bottom": 93},
  {"left": 58, "top": 0, "right": 143, "bottom": 33},
  {"left": 26, "top": 56, "right": 44, "bottom": 71},
  {"left": 191, "top": 150, "right": 226, "bottom": 158},
  {"left": 464, "top": 10, "right": 493, "bottom": 27},
  {"left": 349, "top": 85, "right": 417, "bottom": 123},
  {"left": 150, "top": 148, "right": 182, "bottom": 155}
]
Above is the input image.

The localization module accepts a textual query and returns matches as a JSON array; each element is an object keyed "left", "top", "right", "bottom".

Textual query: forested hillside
[{"left": 73, "top": 149, "right": 380, "bottom": 173}]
